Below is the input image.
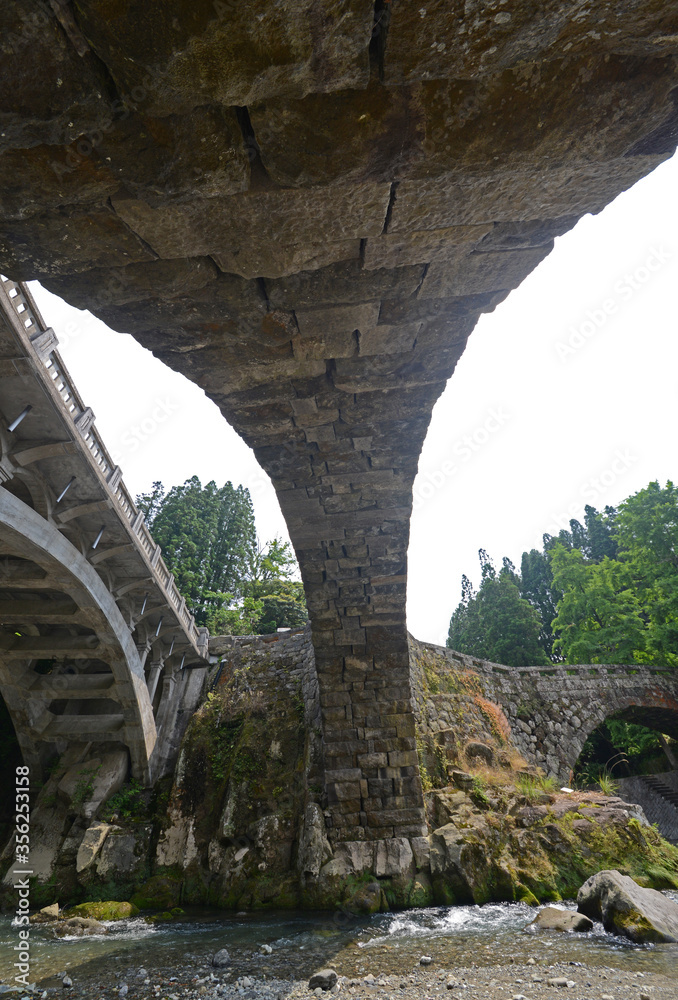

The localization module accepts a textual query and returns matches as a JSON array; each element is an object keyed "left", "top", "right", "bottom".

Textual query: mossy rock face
[
  {"left": 343, "top": 880, "right": 387, "bottom": 915},
  {"left": 130, "top": 873, "right": 182, "bottom": 911},
  {"left": 63, "top": 900, "right": 138, "bottom": 921}
]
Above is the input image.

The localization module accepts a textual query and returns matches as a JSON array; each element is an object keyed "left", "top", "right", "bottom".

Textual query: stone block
[
  {"left": 388, "top": 749, "right": 419, "bottom": 768},
  {"left": 250, "top": 79, "right": 420, "bottom": 186},
  {"left": 336, "top": 840, "right": 375, "bottom": 874},
  {"left": 296, "top": 302, "right": 380, "bottom": 336},
  {"left": 112, "top": 182, "right": 390, "bottom": 263},
  {"left": 75, "top": 822, "right": 112, "bottom": 874},
  {"left": 359, "top": 323, "right": 421, "bottom": 356},
  {"left": 358, "top": 752, "right": 388, "bottom": 769},
  {"left": 383, "top": 3, "right": 678, "bottom": 84},
  {"left": 265, "top": 259, "right": 425, "bottom": 309},
  {"left": 419, "top": 245, "right": 553, "bottom": 298},
  {"left": 364, "top": 227, "right": 489, "bottom": 269},
  {"left": 0, "top": 208, "right": 155, "bottom": 280},
  {"left": 374, "top": 837, "right": 414, "bottom": 877},
  {"left": 388, "top": 158, "right": 664, "bottom": 232},
  {"left": 411, "top": 836, "right": 431, "bottom": 871},
  {"left": 214, "top": 239, "right": 360, "bottom": 280},
  {"left": 75, "top": 0, "right": 375, "bottom": 112},
  {"left": 43, "top": 257, "right": 219, "bottom": 311},
  {"left": 0, "top": 1, "right": 113, "bottom": 150}
]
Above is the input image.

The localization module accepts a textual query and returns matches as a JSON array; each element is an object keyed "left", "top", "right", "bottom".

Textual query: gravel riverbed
[{"left": 30, "top": 959, "right": 677, "bottom": 1000}]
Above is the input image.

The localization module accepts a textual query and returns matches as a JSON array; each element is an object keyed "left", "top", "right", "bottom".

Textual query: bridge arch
[
  {"left": 0, "top": 485, "right": 157, "bottom": 781},
  {"left": 484, "top": 663, "right": 678, "bottom": 783}
]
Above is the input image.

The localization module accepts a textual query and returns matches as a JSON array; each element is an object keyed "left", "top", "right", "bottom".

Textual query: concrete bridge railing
[
  {"left": 0, "top": 278, "right": 211, "bottom": 783},
  {"left": 1, "top": 276, "right": 206, "bottom": 654}
]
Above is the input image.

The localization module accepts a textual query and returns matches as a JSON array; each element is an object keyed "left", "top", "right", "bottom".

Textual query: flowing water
[{"left": 1, "top": 896, "right": 677, "bottom": 990}]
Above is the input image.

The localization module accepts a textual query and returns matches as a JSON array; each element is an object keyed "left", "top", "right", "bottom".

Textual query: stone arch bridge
[
  {"left": 1, "top": 1, "right": 678, "bottom": 843},
  {"left": 412, "top": 639, "right": 678, "bottom": 783}
]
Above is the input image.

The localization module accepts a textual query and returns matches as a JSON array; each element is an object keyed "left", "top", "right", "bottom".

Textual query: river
[{"left": 1, "top": 896, "right": 676, "bottom": 991}]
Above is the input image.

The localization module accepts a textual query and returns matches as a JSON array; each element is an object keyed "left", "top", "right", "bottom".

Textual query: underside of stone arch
[{"left": 1, "top": 1, "right": 678, "bottom": 840}]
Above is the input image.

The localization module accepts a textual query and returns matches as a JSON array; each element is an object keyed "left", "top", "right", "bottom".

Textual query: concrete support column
[{"left": 146, "top": 657, "right": 164, "bottom": 705}]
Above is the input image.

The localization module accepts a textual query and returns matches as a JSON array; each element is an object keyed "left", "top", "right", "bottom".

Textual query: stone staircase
[
  {"left": 617, "top": 771, "right": 678, "bottom": 844},
  {"left": 640, "top": 774, "right": 678, "bottom": 809}
]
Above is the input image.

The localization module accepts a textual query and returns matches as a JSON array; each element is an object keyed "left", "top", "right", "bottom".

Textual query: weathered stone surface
[
  {"left": 528, "top": 906, "right": 593, "bottom": 933},
  {"left": 0, "top": 1, "right": 114, "bottom": 150},
  {"left": 297, "top": 803, "right": 333, "bottom": 879},
  {"left": 0, "top": 207, "right": 155, "bottom": 279},
  {"left": 96, "top": 107, "right": 250, "bottom": 205},
  {"left": 383, "top": 2, "right": 678, "bottom": 84},
  {"left": 74, "top": 0, "right": 375, "bottom": 113},
  {"left": 111, "top": 183, "right": 390, "bottom": 267},
  {"left": 250, "top": 82, "right": 423, "bottom": 186},
  {"left": 577, "top": 869, "right": 678, "bottom": 943},
  {"left": 76, "top": 822, "right": 113, "bottom": 874},
  {"left": 43, "top": 257, "right": 219, "bottom": 311},
  {"left": 389, "top": 157, "right": 666, "bottom": 232}
]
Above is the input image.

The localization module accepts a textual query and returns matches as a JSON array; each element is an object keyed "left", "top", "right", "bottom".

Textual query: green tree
[
  {"left": 137, "top": 476, "right": 257, "bottom": 626},
  {"left": 448, "top": 550, "right": 548, "bottom": 666},
  {"left": 520, "top": 547, "right": 561, "bottom": 661},
  {"left": 550, "top": 544, "right": 647, "bottom": 663},
  {"left": 615, "top": 481, "right": 678, "bottom": 667},
  {"left": 138, "top": 479, "right": 308, "bottom": 635}
]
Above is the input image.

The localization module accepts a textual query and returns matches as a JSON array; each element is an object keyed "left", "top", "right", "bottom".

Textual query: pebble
[{"left": 419, "top": 957, "right": 432, "bottom": 966}]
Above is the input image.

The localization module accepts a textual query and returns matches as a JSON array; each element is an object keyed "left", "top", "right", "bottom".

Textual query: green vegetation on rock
[{"left": 63, "top": 901, "right": 138, "bottom": 921}]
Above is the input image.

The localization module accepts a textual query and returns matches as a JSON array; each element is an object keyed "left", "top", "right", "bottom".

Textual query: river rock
[
  {"left": 309, "top": 970, "right": 338, "bottom": 991},
  {"left": 527, "top": 906, "right": 593, "bottom": 933},
  {"left": 62, "top": 900, "right": 138, "bottom": 921},
  {"left": 577, "top": 869, "right": 678, "bottom": 943},
  {"left": 464, "top": 741, "right": 494, "bottom": 765},
  {"left": 52, "top": 917, "right": 107, "bottom": 937},
  {"left": 212, "top": 948, "right": 231, "bottom": 967}
]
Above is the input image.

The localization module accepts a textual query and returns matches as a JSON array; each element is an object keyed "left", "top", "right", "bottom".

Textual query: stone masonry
[
  {"left": 1, "top": 2, "right": 678, "bottom": 839},
  {"left": 411, "top": 638, "right": 678, "bottom": 783}
]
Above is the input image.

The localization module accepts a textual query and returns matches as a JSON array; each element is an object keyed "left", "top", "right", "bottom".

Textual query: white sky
[{"left": 29, "top": 150, "right": 678, "bottom": 647}]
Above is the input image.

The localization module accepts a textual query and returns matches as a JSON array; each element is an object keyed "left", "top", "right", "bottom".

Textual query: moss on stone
[
  {"left": 63, "top": 900, "right": 138, "bottom": 921},
  {"left": 130, "top": 872, "right": 182, "bottom": 911}
]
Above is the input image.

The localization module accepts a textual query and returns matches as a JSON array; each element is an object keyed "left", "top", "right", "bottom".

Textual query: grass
[{"left": 516, "top": 773, "right": 559, "bottom": 801}]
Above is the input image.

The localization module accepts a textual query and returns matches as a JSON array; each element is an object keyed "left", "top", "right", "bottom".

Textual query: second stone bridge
[{"left": 411, "top": 638, "right": 678, "bottom": 784}]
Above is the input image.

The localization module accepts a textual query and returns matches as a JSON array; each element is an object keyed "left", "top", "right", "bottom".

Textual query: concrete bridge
[
  {"left": 0, "top": 277, "right": 209, "bottom": 783},
  {"left": 1, "top": 1, "right": 677, "bottom": 842},
  {"left": 411, "top": 639, "right": 678, "bottom": 783}
]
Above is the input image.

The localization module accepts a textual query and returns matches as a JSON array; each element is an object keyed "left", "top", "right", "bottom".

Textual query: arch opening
[{"left": 574, "top": 709, "right": 678, "bottom": 786}]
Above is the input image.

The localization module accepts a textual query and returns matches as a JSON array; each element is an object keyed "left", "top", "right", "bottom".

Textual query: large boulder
[
  {"left": 63, "top": 900, "right": 138, "bottom": 921},
  {"left": 577, "top": 870, "right": 678, "bottom": 943},
  {"left": 527, "top": 906, "right": 593, "bottom": 933}
]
